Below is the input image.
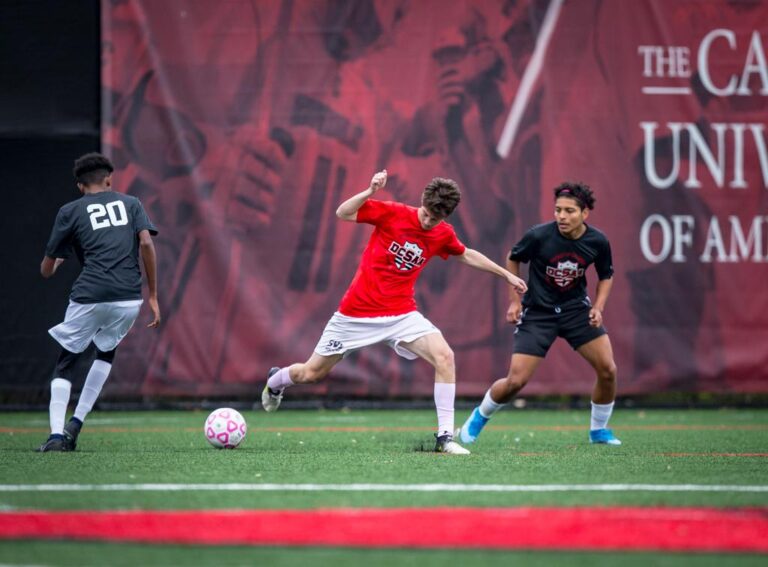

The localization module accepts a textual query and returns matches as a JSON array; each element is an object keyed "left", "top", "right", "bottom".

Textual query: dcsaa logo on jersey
[
  {"left": 546, "top": 259, "right": 585, "bottom": 288},
  {"left": 388, "top": 240, "right": 426, "bottom": 271}
]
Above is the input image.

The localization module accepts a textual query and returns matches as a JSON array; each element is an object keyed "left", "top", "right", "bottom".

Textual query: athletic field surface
[{"left": 1, "top": 408, "right": 766, "bottom": 566}]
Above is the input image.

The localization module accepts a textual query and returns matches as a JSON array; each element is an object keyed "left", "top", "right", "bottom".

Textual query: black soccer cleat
[
  {"left": 36, "top": 434, "right": 70, "bottom": 452},
  {"left": 63, "top": 417, "right": 82, "bottom": 450}
]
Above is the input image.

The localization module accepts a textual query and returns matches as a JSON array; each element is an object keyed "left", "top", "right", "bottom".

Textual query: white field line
[{"left": 0, "top": 483, "right": 766, "bottom": 493}]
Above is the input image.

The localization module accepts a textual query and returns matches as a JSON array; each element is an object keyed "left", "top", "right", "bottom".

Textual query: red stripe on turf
[{"left": 1, "top": 508, "right": 767, "bottom": 552}]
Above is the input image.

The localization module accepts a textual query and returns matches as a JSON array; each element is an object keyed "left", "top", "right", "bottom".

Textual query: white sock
[
  {"left": 49, "top": 378, "right": 71, "bottom": 435},
  {"left": 478, "top": 389, "right": 505, "bottom": 419},
  {"left": 267, "top": 367, "right": 294, "bottom": 392},
  {"left": 74, "top": 360, "right": 112, "bottom": 422},
  {"left": 434, "top": 382, "right": 455, "bottom": 437},
  {"left": 590, "top": 401, "right": 615, "bottom": 430}
]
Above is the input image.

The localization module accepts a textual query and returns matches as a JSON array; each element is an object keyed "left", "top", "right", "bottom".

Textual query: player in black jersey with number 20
[
  {"left": 36, "top": 153, "right": 160, "bottom": 452},
  {"left": 458, "top": 182, "right": 621, "bottom": 446}
]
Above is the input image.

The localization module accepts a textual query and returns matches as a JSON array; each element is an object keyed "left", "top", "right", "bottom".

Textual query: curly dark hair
[
  {"left": 73, "top": 152, "right": 114, "bottom": 186},
  {"left": 422, "top": 177, "right": 461, "bottom": 217},
  {"left": 553, "top": 181, "right": 595, "bottom": 210}
]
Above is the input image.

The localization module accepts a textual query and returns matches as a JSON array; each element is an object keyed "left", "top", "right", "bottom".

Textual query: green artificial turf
[
  {"left": 0, "top": 541, "right": 765, "bottom": 567},
  {"left": 1, "top": 408, "right": 766, "bottom": 509},
  {"left": 1, "top": 408, "right": 766, "bottom": 566}
]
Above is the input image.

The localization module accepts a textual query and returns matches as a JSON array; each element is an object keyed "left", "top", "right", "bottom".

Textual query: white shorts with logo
[
  {"left": 314, "top": 311, "right": 441, "bottom": 360},
  {"left": 48, "top": 299, "right": 143, "bottom": 353}
]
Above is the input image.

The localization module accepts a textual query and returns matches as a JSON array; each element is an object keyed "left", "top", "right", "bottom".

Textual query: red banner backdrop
[{"left": 101, "top": 0, "right": 768, "bottom": 398}]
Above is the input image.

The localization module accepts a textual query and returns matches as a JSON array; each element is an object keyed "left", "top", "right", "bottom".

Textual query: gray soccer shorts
[{"left": 49, "top": 299, "right": 143, "bottom": 353}]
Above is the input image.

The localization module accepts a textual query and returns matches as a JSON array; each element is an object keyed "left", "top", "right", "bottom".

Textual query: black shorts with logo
[{"left": 512, "top": 304, "right": 606, "bottom": 357}]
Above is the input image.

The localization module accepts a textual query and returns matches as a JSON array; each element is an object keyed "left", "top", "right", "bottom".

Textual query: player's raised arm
[
  {"left": 456, "top": 248, "right": 527, "bottom": 294},
  {"left": 336, "top": 169, "right": 387, "bottom": 221}
]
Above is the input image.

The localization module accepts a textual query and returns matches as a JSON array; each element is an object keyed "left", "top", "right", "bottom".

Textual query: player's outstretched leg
[
  {"left": 434, "top": 432, "right": 470, "bottom": 455},
  {"left": 457, "top": 406, "right": 490, "bottom": 444},
  {"left": 261, "top": 367, "right": 284, "bottom": 412},
  {"left": 262, "top": 354, "right": 341, "bottom": 412},
  {"left": 457, "top": 388, "right": 507, "bottom": 444},
  {"left": 458, "top": 355, "right": 541, "bottom": 445}
]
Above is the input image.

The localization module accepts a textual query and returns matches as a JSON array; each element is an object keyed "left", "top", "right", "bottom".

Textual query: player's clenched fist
[{"left": 370, "top": 169, "right": 387, "bottom": 192}]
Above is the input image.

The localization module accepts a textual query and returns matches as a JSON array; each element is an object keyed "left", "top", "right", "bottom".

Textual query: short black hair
[
  {"left": 73, "top": 152, "right": 114, "bottom": 186},
  {"left": 553, "top": 181, "right": 595, "bottom": 210}
]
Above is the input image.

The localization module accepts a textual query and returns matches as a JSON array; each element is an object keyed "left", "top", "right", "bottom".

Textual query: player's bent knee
[
  {"left": 432, "top": 347, "right": 455, "bottom": 371},
  {"left": 507, "top": 379, "right": 528, "bottom": 393},
  {"left": 597, "top": 362, "right": 618, "bottom": 382},
  {"left": 96, "top": 347, "right": 117, "bottom": 364},
  {"left": 53, "top": 349, "right": 80, "bottom": 382},
  {"left": 503, "top": 371, "right": 529, "bottom": 393}
]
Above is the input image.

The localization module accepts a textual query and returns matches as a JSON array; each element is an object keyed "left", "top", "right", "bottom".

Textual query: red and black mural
[{"left": 101, "top": 0, "right": 768, "bottom": 398}]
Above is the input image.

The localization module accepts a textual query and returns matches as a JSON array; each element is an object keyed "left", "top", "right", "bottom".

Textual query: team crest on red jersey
[
  {"left": 546, "top": 259, "right": 585, "bottom": 289},
  {"left": 388, "top": 240, "right": 426, "bottom": 271}
]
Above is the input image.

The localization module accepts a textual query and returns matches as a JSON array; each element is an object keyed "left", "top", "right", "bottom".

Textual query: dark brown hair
[{"left": 422, "top": 177, "right": 461, "bottom": 217}]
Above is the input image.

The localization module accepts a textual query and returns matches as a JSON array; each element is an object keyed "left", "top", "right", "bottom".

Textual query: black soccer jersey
[
  {"left": 45, "top": 191, "right": 158, "bottom": 303},
  {"left": 509, "top": 221, "right": 613, "bottom": 311}
]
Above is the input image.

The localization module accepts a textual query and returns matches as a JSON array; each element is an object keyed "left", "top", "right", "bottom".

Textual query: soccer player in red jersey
[{"left": 262, "top": 170, "right": 527, "bottom": 454}]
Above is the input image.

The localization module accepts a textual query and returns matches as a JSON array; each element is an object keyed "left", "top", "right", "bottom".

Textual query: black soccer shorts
[{"left": 512, "top": 305, "right": 607, "bottom": 357}]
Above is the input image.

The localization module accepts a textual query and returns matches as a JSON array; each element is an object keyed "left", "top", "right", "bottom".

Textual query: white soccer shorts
[
  {"left": 48, "top": 299, "right": 143, "bottom": 353},
  {"left": 314, "top": 311, "right": 441, "bottom": 360}
]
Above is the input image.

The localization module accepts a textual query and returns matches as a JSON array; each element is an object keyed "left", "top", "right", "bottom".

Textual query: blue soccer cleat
[
  {"left": 589, "top": 428, "right": 622, "bottom": 445},
  {"left": 457, "top": 407, "right": 489, "bottom": 444}
]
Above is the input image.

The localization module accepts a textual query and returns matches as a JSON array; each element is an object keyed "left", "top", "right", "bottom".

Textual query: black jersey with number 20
[
  {"left": 45, "top": 192, "right": 158, "bottom": 304},
  {"left": 509, "top": 221, "right": 613, "bottom": 311}
]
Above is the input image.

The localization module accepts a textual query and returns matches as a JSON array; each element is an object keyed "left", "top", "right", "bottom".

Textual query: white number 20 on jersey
[{"left": 87, "top": 201, "right": 129, "bottom": 231}]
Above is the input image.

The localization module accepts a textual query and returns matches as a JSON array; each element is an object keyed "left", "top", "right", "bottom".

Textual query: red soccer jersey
[{"left": 338, "top": 200, "right": 466, "bottom": 317}]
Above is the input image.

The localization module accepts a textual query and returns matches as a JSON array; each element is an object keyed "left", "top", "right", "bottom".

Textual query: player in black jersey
[
  {"left": 458, "top": 182, "right": 621, "bottom": 446},
  {"left": 36, "top": 153, "right": 160, "bottom": 452}
]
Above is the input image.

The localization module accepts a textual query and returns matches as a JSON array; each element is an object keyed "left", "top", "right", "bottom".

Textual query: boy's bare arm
[
  {"left": 40, "top": 257, "right": 64, "bottom": 278},
  {"left": 139, "top": 229, "right": 161, "bottom": 328},
  {"left": 456, "top": 248, "right": 527, "bottom": 293},
  {"left": 336, "top": 170, "right": 387, "bottom": 221}
]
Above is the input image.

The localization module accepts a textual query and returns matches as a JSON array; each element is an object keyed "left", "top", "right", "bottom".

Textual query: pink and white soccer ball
[{"left": 204, "top": 408, "right": 247, "bottom": 449}]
